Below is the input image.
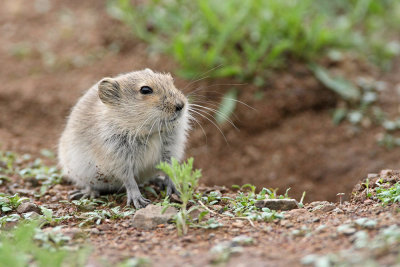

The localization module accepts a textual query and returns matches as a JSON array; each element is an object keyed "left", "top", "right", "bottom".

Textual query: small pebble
[
  {"left": 364, "top": 199, "right": 373, "bottom": 205},
  {"left": 232, "top": 220, "right": 245, "bottom": 228},
  {"left": 17, "top": 202, "right": 41, "bottom": 214}
]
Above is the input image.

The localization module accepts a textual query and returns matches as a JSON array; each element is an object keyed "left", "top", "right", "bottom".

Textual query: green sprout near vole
[{"left": 157, "top": 157, "right": 202, "bottom": 235}]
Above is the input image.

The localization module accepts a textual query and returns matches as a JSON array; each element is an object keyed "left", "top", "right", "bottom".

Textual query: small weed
[
  {"left": 196, "top": 218, "right": 223, "bottom": 229},
  {"left": 195, "top": 190, "right": 222, "bottom": 205},
  {"left": 60, "top": 198, "right": 101, "bottom": 211},
  {"left": 0, "top": 214, "right": 21, "bottom": 227},
  {"left": 34, "top": 226, "right": 72, "bottom": 249},
  {"left": 0, "top": 150, "right": 63, "bottom": 196},
  {"left": 78, "top": 207, "right": 134, "bottom": 227},
  {"left": 157, "top": 157, "right": 202, "bottom": 235},
  {"left": 362, "top": 178, "right": 372, "bottom": 198},
  {"left": 0, "top": 193, "right": 28, "bottom": 213},
  {"left": 298, "top": 191, "right": 306, "bottom": 208},
  {"left": 226, "top": 185, "right": 286, "bottom": 221},
  {"left": 0, "top": 151, "right": 17, "bottom": 175},
  {"left": 39, "top": 206, "right": 71, "bottom": 226},
  {"left": 19, "top": 158, "right": 62, "bottom": 196},
  {"left": 376, "top": 182, "right": 400, "bottom": 205},
  {"left": 118, "top": 257, "right": 152, "bottom": 267},
  {"left": 0, "top": 221, "right": 90, "bottom": 266}
]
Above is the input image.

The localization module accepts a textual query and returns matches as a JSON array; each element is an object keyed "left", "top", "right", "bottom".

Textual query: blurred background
[{"left": 1, "top": 0, "right": 400, "bottom": 201}]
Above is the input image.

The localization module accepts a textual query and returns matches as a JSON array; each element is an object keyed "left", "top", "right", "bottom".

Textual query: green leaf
[
  {"left": 332, "top": 108, "right": 348, "bottom": 125},
  {"left": 215, "top": 88, "right": 238, "bottom": 124},
  {"left": 310, "top": 64, "right": 361, "bottom": 101}
]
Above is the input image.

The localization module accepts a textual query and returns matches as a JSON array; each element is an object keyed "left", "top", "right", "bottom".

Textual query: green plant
[
  {"left": 226, "top": 185, "right": 286, "bottom": 221},
  {"left": 0, "top": 214, "right": 21, "bottom": 227},
  {"left": 37, "top": 206, "right": 71, "bottom": 227},
  {"left": 0, "top": 193, "right": 28, "bottom": 213},
  {"left": 157, "top": 157, "right": 202, "bottom": 235},
  {"left": 0, "top": 151, "right": 17, "bottom": 175},
  {"left": 362, "top": 178, "right": 372, "bottom": 198},
  {"left": 376, "top": 182, "right": 400, "bottom": 205},
  {"left": 77, "top": 207, "right": 134, "bottom": 227},
  {"left": 59, "top": 198, "right": 101, "bottom": 211},
  {"left": 19, "top": 158, "right": 63, "bottom": 195},
  {"left": 109, "top": 0, "right": 400, "bottom": 80},
  {"left": 0, "top": 221, "right": 89, "bottom": 266}
]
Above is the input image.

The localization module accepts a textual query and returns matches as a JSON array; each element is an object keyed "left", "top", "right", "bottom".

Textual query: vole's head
[{"left": 98, "top": 69, "right": 187, "bottom": 131}]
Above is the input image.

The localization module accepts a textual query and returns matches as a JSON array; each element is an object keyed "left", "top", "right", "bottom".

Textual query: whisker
[
  {"left": 223, "top": 97, "right": 256, "bottom": 111},
  {"left": 144, "top": 119, "right": 158, "bottom": 149},
  {"left": 188, "top": 108, "right": 228, "bottom": 144},
  {"left": 187, "top": 114, "right": 208, "bottom": 144},
  {"left": 182, "top": 64, "right": 224, "bottom": 91},
  {"left": 189, "top": 99, "right": 240, "bottom": 121},
  {"left": 132, "top": 116, "right": 153, "bottom": 144},
  {"left": 157, "top": 119, "right": 163, "bottom": 145},
  {"left": 189, "top": 104, "right": 238, "bottom": 130},
  {"left": 187, "top": 83, "right": 246, "bottom": 97}
]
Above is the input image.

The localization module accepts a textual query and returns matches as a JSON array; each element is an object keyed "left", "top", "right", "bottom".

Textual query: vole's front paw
[
  {"left": 127, "top": 194, "right": 151, "bottom": 209},
  {"left": 69, "top": 187, "right": 100, "bottom": 201}
]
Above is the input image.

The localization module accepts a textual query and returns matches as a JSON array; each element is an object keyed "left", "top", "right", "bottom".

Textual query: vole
[{"left": 58, "top": 69, "right": 190, "bottom": 209}]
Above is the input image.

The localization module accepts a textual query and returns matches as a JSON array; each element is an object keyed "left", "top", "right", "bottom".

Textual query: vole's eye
[{"left": 140, "top": 86, "right": 153, "bottom": 95}]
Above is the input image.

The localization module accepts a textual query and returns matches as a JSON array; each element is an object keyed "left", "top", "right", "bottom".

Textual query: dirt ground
[
  {"left": 2, "top": 1, "right": 400, "bottom": 204},
  {"left": 1, "top": 1, "right": 400, "bottom": 266}
]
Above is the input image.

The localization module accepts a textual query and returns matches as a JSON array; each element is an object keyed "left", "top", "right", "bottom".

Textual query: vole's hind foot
[
  {"left": 68, "top": 187, "right": 100, "bottom": 201},
  {"left": 152, "top": 175, "right": 180, "bottom": 196},
  {"left": 162, "top": 175, "right": 180, "bottom": 196},
  {"left": 127, "top": 194, "right": 150, "bottom": 209}
]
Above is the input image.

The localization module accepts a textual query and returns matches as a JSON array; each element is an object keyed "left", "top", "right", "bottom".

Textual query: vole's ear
[
  {"left": 98, "top": 78, "right": 121, "bottom": 105},
  {"left": 144, "top": 68, "right": 154, "bottom": 73}
]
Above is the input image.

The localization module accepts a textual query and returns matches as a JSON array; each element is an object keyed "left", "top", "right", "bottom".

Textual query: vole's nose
[{"left": 175, "top": 102, "right": 184, "bottom": 112}]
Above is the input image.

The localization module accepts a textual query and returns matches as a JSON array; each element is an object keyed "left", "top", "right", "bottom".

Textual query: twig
[{"left": 198, "top": 200, "right": 218, "bottom": 214}]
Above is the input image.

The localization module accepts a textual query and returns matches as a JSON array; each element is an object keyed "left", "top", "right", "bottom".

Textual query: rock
[
  {"left": 88, "top": 228, "right": 100, "bottom": 235},
  {"left": 23, "top": 211, "right": 41, "bottom": 219},
  {"left": 255, "top": 199, "right": 299, "bottom": 211},
  {"left": 284, "top": 208, "right": 314, "bottom": 223},
  {"left": 367, "top": 173, "right": 378, "bottom": 179},
  {"left": 60, "top": 227, "right": 84, "bottom": 239},
  {"left": 15, "top": 189, "right": 35, "bottom": 196},
  {"left": 232, "top": 235, "right": 254, "bottom": 246},
  {"left": 363, "top": 199, "right": 373, "bottom": 205},
  {"left": 380, "top": 169, "right": 392, "bottom": 177},
  {"left": 312, "top": 217, "right": 320, "bottom": 223},
  {"left": 337, "top": 224, "right": 356, "bottom": 235},
  {"left": 311, "top": 202, "right": 336, "bottom": 214},
  {"left": 17, "top": 202, "right": 41, "bottom": 214},
  {"left": 280, "top": 220, "right": 294, "bottom": 228},
  {"left": 166, "top": 224, "right": 175, "bottom": 230},
  {"left": 332, "top": 208, "right": 343, "bottom": 214},
  {"left": 232, "top": 220, "right": 245, "bottom": 228},
  {"left": 132, "top": 204, "right": 177, "bottom": 230},
  {"left": 188, "top": 207, "right": 209, "bottom": 221},
  {"left": 353, "top": 183, "right": 363, "bottom": 192},
  {"left": 354, "top": 218, "right": 377, "bottom": 229}
]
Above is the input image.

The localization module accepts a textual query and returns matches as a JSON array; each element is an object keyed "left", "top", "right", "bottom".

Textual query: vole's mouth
[
  {"left": 169, "top": 116, "right": 179, "bottom": 122},
  {"left": 169, "top": 111, "right": 183, "bottom": 122}
]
